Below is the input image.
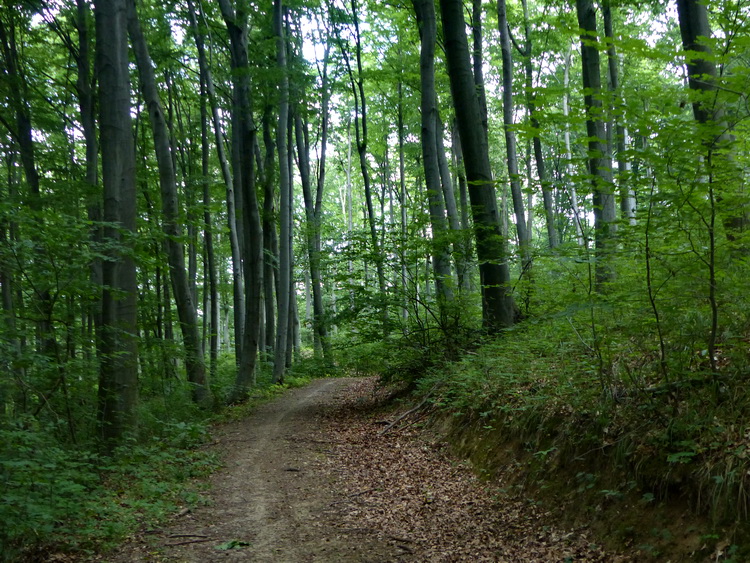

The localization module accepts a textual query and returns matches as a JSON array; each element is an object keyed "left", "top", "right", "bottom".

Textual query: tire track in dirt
[{"left": 105, "top": 378, "right": 400, "bottom": 562}]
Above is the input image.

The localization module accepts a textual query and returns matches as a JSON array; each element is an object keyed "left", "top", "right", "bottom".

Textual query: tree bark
[
  {"left": 440, "top": 0, "right": 515, "bottom": 332},
  {"left": 602, "top": 0, "right": 636, "bottom": 225},
  {"left": 412, "top": 0, "right": 454, "bottom": 307},
  {"left": 496, "top": 0, "right": 530, "bottom": 267},
  {"left": 128, "top": 0, "right": 212, "bottom": 407},
  {"left": 94, "top": 0, "right": 139, "bottom": 447},
  {"left": 218, "top": 0, "right": 264, "bottom": 400},
  {"left": 272, "top": 0, "right": 291, "bottom": 385},
  {"left": 576, "top": 0, "right": 616, "bottom": 286}
]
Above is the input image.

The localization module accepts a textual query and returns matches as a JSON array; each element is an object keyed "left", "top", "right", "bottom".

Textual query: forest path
[
  {"left": 106, "top": 377, "right": 625, "bottom": 562},
  {"left": 108, "top": 377, "right": 398, "bottom": 562}
]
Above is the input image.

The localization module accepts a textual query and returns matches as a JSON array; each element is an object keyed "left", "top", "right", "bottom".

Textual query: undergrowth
[
  {"left": 383, "top": 311, "right": 750, "bottom": 560},
  {"left": 0, "top": 354, "right": 316, "bottom": 562}
]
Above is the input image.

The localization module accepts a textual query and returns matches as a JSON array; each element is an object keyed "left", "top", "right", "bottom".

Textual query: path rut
[{"left": 107, "top": 378, "right": 399, "bottom": 562}]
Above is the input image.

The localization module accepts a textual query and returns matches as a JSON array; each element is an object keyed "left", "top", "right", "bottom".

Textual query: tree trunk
[
  {"left": 128, "top": 0, "right": 212, "bottom": 407},
  {"left": 218, "top": 0, "right": 264, "bottom": 400},
  {"left": 440, "top": 0, "right": 515, "bottom": 332},
  {"left": 576, "top": 0, "right": 616, "bottom": 286},
  {"left": 517, "top": 0, "right": 558, "bottom": 248},
  {"left": 94, "top": 0, "right": 139, "bottom": 447},
  {"left": 272, "top": 0, "right": 291, "bottom": 385},
  {"left": 187, "top": 0, "right": 244, "bottom": 367},
  {"left": 342, "top": 0, "right": 388, "bottom": 336},
  {"left": 412, "top": 0, "right": 454, "bottom": 307},
  {"left": 676, "top": 0, "right": 748, "bottom": 238},
  {"left": 602, "top": 0, "right": 636, "bottom": 225},
  {"left": 497, "top": 0, "right": 530, "bottom": 268}
]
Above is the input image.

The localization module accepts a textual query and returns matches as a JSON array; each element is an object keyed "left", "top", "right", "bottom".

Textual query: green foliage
[{"left": 0, "top": 416, "right": 218, "bottom": 561}]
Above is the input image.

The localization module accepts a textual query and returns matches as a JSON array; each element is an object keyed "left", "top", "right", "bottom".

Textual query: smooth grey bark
[
  {"left": 397, "top": 80, "right": 409, "bottom": 321},
  {"left": 562, "top": 45, "right": 586, "bottom": 246},
  {"left": 676, "top": 0, "right": 748, "bottom": 238},
  {"left": 450, "top": 119, "right": 473, "bottom": 291},
  {"left": 514, "top": 0, "right": 558, "bottom": 248},
  {"left": 191, "top": 5, "right": 219, "bottom": 383},
  {"left": 602, "top": 0, "right": 636, "bottom": 225},
  {"left": 412, "top": 0, "right": 454, "bottom": 306},
  {"left": 94, "top": 0, "right": 138, "bottom": 446},
  {"left": 576, "top": 0, "right": 616, "bottom": 286},
  {"left": 295, "top": 107, "right": 331, "bottom": 362},
  {"left": 440, "top": 0, "right": 515, "bottom": 332},
  {"left": 496, "top": 0, "right": 530, "bottom": 267},
  {"left": 342, "top": 0, "right": 388, "bottom": 334},
  {"left": 471, "top": 0, "right": 489, "bottom": 133},
  {"left": 435, "top": 113, "right": 469, "bottom": 291},
  {"left": 218, "top": 0, "right": 264, "bottom": 399},
  {"left": 261, "top": 107, "right": 277, "bottom": 360},
  {"left": 187, "top": 0, "right": 244, "bottom": 366},
  {"left": 128, "top": 0, "right": 212, "bottom": 407},
  {"left": 272, "top": 0, "right": 291, "bottom": 385}
]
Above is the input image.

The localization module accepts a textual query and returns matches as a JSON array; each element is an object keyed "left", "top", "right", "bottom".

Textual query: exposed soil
[{"left": 103, "top": 377, "right": 627, "bottom": 562}]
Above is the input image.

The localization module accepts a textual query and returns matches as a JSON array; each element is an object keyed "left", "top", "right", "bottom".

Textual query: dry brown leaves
[{"left": 319, "top": 378, "right": 631, "bottom": 562}]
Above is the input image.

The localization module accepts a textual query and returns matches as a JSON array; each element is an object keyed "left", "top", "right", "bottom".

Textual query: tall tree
[
  {"left": 273, "top": 0, "right": 292, "bottom": 384},
  {"left": 218, "top": 0, "right": 264, "bottom": 400},
  {"left": 496, "top": 0, "right": 530, "bottom": 267},
  {"left": 439, "top": 0, "right": 515, "bottom": 332},
  {"left": 412, "top": 0, "right": 454, "bottom": 307},
  {"left": 127, "top": 0, "right": 212, "bottom": 407},
  {"left": 576, "top": 0, "right": 616, "bottom": 285},
  {"left": 94, "top": 0, "right": 139, "bottom": 446}
]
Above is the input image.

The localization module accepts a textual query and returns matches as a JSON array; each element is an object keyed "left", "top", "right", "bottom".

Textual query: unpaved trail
[
  {"left": 106, "top": 377, "right": 624, "bottom": 562},
  {"left": 108, "top": 378, "right": 400, "bottom": 562}
]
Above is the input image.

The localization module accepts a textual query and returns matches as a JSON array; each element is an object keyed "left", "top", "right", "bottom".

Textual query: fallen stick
[
  {"left": 378, "top": 382, "right": 441, "bottom": 436},
  {"left": 166, "top": 538, "right": 214, "bottom": 547}
]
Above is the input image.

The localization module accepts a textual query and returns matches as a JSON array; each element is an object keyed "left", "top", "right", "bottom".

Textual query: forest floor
[{"left": 101, "top": 377, "right": 629, "bottom": 562}]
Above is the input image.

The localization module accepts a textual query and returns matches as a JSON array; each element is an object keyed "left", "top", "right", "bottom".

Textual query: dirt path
[
  {"left": 108, "top": 378, "right": 399, "bottom": 562},
  {"left": 107, "top": 377, "right": 624, "bottom": 562}
]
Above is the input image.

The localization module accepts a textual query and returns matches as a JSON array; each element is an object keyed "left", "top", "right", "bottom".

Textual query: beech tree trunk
[
  {"left": 440, "top": 0, "right": 515, "bottom": 332},
  {"left": 128, "top": 0, "right": 212, "bottom": 407},
  {"left": 94, "top": 0, "right": 138, "bottom": 446},
  {"left": 412, "top": 0, "right": 454, "bottom": 307},
  {"left": 576, "top": 0, "right": 617, "bottom": 286},
  {"left": 272, "top": 0, "right": 291, "bottom": 385},
  {"left": 219, "top": 0, "right": 264, "bottom": 400},
  {"left": 497, "top": 0, "right": 530, "bottom": 268},
  {"left": 602, "top": 0, "right": 636, "bottom": 225}
]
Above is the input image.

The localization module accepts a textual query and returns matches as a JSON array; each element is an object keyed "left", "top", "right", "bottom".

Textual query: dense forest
[{"left": 1, "top": 0, "right": 749, "bottom": 558}]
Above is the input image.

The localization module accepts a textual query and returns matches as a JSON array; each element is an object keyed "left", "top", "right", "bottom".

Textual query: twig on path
[
  {"left": 166, "top": 538, "right": 215, "bottom": 547},
  {"left": 168, "top": 534, "right": 210, "bottom": 538},
  {"left": 330, "top": 488, "right": 376, "bottom": 505},
  {"left": 378, "top": 382, "right": 442, "bottom": 436}
]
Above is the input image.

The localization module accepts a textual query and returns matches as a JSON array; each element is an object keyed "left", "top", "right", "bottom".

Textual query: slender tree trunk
[
  {"left": 261, "top": 107, "right": 277, "bottom": 360},
  {"left": 272, "top": 0, "right": 291, "bottom": 384},
  {"left": 219, "top": 0, "right": 264, "bottom": 399},
  {"left": 562, "top": 45, "right": 586, "bottom": 246},
  {"left": 187, "top": 0, "right": 244, "bottom": 366},
  {"left": 497, "top": 0, "right": 530, "bottom": 267},
  {"left": 412, "top": 0, "right": 454, "bottom": 307},
  {"left": 342, "top": 0, "right": 388, "bottom": 335},
  {"left": 128, "top": 0, "right": 211, "bottom": 407},
  {"left": 397, "top": 81, "right": 409, "bottom": 321},
  {"left": 602, "top": 0, "right": 636, "bottom": 225},
  {"left": 94, "top": 0, "right": 138, "bottom": 447},
  {"left": 517, "top": 0, "right": 558, "bottom": 248},
  {"left": 576, "top": 0, "right": 616, "bottom": 286},
  {"left": 440, "top": 0, "right": 515, "bottom": 332}
]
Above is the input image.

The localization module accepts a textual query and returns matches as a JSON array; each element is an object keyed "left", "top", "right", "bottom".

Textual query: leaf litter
[{"left": 319, "top": 377, "right": 631, "bottom": 562}]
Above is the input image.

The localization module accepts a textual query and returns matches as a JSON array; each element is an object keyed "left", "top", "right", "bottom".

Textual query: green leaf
[{"left": 215, "top": 539, "right": 252, "bottom": 550}]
